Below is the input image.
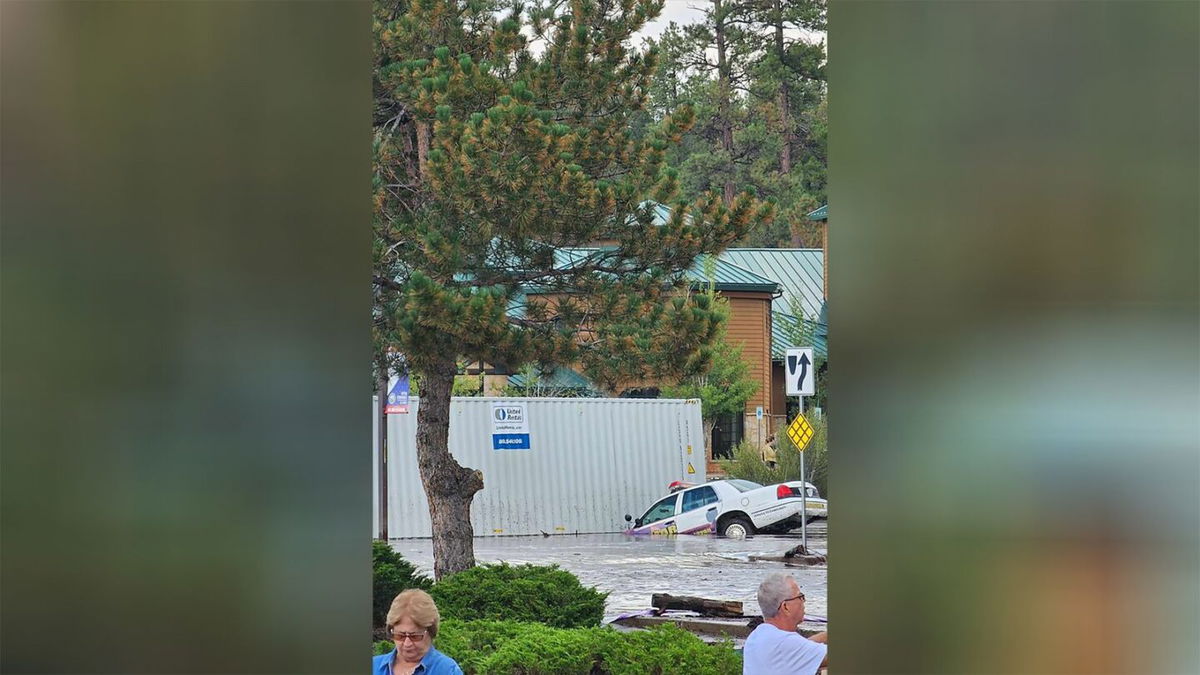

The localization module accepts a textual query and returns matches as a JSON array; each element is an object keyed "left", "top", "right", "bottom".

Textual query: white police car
[{"left": 624, "top": 479, "right": 828, "bottom": 538}]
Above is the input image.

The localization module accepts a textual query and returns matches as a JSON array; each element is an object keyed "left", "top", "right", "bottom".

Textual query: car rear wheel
[{"left": 721, "top": 515, "right": 755, "bottom": 538}]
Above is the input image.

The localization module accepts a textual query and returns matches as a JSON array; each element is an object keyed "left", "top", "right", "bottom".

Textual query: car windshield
[
  {"left": 725, "top": 479, "right": 763, "bottom": 493},
  {"left": 640, "top": 494, "right": 679, "bottom": 524}
]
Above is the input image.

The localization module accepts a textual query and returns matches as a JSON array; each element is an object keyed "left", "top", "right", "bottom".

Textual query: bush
[
  {"left": 373, "top": 540, "right": 432, "bottom": 630},
  {"left": 718, "top": 440, "right": 786, "bottom": 485},
  {"left": 430, "top": 563, "right": 607, "bottom": 628},
  {"left": 432, "top": 619, "right": 537, "bottom": 673},
  {"left": 597, "top": 623, "right": 742, "bottom": 675},
  {"left": 719, "top": 412, "right": 828, "bottom": 497},
  {"left": 433, "top": 619, "right": 741, "bottom": 675}
]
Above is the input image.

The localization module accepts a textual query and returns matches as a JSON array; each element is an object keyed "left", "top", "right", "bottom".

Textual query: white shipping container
[{"left": 382, "top": 396, "right": 705, "bottom": 538}]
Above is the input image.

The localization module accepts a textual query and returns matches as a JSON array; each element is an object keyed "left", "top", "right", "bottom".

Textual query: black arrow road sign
[{"left": 786, "top": 348, "right": 815, "bottom": 396}]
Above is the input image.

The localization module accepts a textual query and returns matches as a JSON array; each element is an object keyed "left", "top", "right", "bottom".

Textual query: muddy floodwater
[{"left": 389, "top": 522, "right": 827, "bottom": 622}]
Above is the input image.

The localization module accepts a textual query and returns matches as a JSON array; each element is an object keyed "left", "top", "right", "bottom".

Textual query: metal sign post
[
  {"left": 785, "top": 347, "right": 816, "bottom": 555},
  {"left": 799, "top": 394, "right": 806, "bottom": 553},
  {"left": 376, "top": 373, "right": 388, "bottom": 540}
]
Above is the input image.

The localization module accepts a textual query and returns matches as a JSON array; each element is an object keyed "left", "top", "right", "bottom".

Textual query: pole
[
  {"left": 798, "top": 394, "right": 807, "bottom": 553},
  {"left": 377, "top": 372, "right": 389, "bottom": 540}
]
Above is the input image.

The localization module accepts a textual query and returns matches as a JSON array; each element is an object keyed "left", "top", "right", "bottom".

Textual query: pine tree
[
  {"left": 373, "top": 0, "right": 773, "bottom": 577},
  {"left": 660, "top": 292, "right": 759, "bottom": 458},
  {"left": 640, "top": 0, "right": 827, "bottom": 248},
  {"left": 741, "top": 0, "right": 826, "bottom": 245},
  {"left": 679, "top": 2, "right": 757, "bottom": 204}
]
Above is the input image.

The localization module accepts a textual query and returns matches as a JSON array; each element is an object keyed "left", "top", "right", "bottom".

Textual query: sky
[
  {"left": 640, "top": 0, "right": 706, "bottom": 38},
  {"left": 634, "top": 0, "right": 824, "bottom": 47},
  {"left": 524, "top": 1, "right": 824, "bottom": 57}
]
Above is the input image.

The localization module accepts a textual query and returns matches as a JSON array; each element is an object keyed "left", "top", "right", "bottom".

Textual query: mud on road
[{"left": 389, "top": 521, "right": 828, "bottom": 622}]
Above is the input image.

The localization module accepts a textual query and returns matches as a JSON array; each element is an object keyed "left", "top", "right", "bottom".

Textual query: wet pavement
[{"left": 389, "top": 521, "right": 827, "bottom": 623}]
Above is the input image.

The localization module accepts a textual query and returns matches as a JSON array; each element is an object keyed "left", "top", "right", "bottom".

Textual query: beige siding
[
  {"left": 524, "top": 289, "right": 775, "bottom": 413},
  {"left": 721, "top": 292, "right": 773, "bottom": 416}
]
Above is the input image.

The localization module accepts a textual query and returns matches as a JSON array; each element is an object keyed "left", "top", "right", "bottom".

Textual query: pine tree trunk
[
  {"left": 415, "top": 120, "right": 431, "bottom": 178},
  {"left": 774, "top": 0, "right": 792, "bottom": 173},
  {"left": 714, "top": 0, "right": 735, "bottom": 205},
  {"left": 705, "top": 418, "right": 717, "bottom": 462},
  {"left": 778, "top": 88, "right": 791, "bottom": 173},
  {"left": 416, "top": 359, "right": 484, "bottom": 579},
  {"left": 401, "top": 113, "right": 419, "bottom": 182}
]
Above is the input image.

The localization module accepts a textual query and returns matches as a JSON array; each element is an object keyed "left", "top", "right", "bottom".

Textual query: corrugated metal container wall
[{"left": 385, "top": 397, "right": 705, "bottom": 538}]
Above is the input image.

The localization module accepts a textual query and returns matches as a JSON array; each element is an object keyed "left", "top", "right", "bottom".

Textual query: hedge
[
  {"left": 376, "top": 619, "right": 741, "bottom": 675},
  {"left": 373, "top": 541, "right": 432, "bottom": 630},
  {"left": 430, "top": 563, "right": 607, "bottom": 628}
]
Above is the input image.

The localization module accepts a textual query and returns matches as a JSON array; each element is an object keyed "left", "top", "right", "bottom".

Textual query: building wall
[{"left": 722, "top": 292, "right": 773, "bottom": 416}]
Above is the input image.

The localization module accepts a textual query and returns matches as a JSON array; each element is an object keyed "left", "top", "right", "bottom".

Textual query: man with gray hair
[{"left": 743, "top": 572, "right": 828, "bottom": 674}]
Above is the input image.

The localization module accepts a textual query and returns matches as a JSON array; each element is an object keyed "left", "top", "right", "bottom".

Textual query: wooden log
[
  {"left": 651, "top": 593, "right": 743, "bottom": 618},
  {"left": 748, "top": 553, "right": 827, "bottom": 566},
  {"left": 611, "top": 615, "right": 826, "bottom": 639}
]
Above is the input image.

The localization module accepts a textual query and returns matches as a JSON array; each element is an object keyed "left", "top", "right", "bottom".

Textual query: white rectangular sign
[
  {"left": 491, "top": 402, "right": 530, "bottom": 450},
  {"left": 785, "top": 347, "right": 816, "bottom": 397}
]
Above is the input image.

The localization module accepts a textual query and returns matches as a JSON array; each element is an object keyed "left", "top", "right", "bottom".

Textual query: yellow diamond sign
[{"left": 786, "top": 413, "right": 814, "bottom": 451}]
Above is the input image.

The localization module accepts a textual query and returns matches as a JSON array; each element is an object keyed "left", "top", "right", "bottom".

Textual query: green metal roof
[
  {"left": 719, "top": 248, "right": 824, "bottom": 319},
  {"left": 691, "top": 254, "right": 780, "bottom": 293},
  {"left": 771, "top": 310, "right": 828, "bottom": 361},
  {"left": 550, "top": 248, "right": 779, "bottom": 294},
  {"left": 807, "top": 204, "right": 828, "bottom": 221},
  {"left": 643, "top": 200, "right": 675, "bottom": 226},
  {"left": 507, "top": 366, "right": 599, "bottom": 394},
  {"left": 614, "top": 200, "right": 687, "bottom": 228}
]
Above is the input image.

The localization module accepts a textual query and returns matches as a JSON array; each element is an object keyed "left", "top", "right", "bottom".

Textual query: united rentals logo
[{"left": 493, "top": 407, "right": 523, "bottom": 423}]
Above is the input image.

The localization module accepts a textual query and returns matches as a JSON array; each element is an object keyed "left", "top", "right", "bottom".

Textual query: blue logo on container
[{"left": 492, "top": 433, "right": 530, "bottom": 450}]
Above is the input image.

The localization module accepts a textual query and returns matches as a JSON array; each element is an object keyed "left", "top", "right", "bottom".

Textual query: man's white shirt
[{"left": 742, "top": 623, "right": 827, "bottom": 675}]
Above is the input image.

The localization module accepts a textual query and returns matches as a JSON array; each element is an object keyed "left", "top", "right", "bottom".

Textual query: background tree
[
  {"left": 681, "top": 0, "right": 756, "bottom": 204},
  {"left": 741, "top": 0, "right": 826, "bottom": 246},
  {"left": 781, "top": 295, "right": 827, "bottom": 411},
  {"left": 718, "top": 412, "right": 826, "bottom": 497},
  {"left": 373, "top": 0, "right": 774, "bottom": 577},
  {"left": 640, "top": 0, "right": 826, "bottom": 248},
  {"left": 660, "top": 274, "right": 759, "bottom": 456}
]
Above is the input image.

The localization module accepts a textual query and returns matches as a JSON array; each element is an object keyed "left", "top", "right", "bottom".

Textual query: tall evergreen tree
[
  {"left": 373, "top": 0, "right": 773, "bottom": 577},
  {"left": 678, "top": 2, "right": 757, "bottom": 204},
  {"left": 742, "top": 0, "right": 825, "bottom": 173},
  {"left": 742, "top": 0, "right": 826, "bottom": 245},
  {"left": 660, "top": 272, "right": 759, "bottom": 456},
  {"left": 640, "top": 0, "right": 827, "bottom": 248}
]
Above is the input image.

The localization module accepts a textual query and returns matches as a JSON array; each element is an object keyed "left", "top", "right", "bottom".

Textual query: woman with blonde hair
[{"left": 373, "top": 589, "right": 462, "bottom": 675}]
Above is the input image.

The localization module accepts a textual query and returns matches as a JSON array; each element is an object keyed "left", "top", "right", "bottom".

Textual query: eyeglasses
[
  {"left": 782, "top": 592, "right": 806, "bottom": 606},
  {"left": 391, "top": 630, "right": 428, "bottom": 643}
]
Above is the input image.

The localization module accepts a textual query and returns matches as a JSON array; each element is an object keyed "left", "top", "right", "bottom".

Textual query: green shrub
[
  {"left": 374, "top": 640, "right": 394, "bottom": 656},
  {"left": 433, "top": 619, "right": 536, "bottom": 674},
  {"left": 719, "top": 412, "right": 828, "bottom": 497},
  {"left": 373, "top": 540, "right": 432, "bottom": 630},
  {"left": 597, "top": 624, "right": 742, "bottom": 675},
  {"left": 718, "top": 440, "right": 785, "bottom": 485},
  {"left": 477, "top": 623, "right": 611, "bottom": 673},
  {"left": 431, "top": 563, "right": 606, "bottom": 628},
  {"left": 433, "top": 620, "right": 740, "bottom": 675}
]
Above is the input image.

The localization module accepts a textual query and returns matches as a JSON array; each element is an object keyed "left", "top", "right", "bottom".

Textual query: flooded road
[{"left": 389, "top": 521, "right": 827, "bottom": 623}]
